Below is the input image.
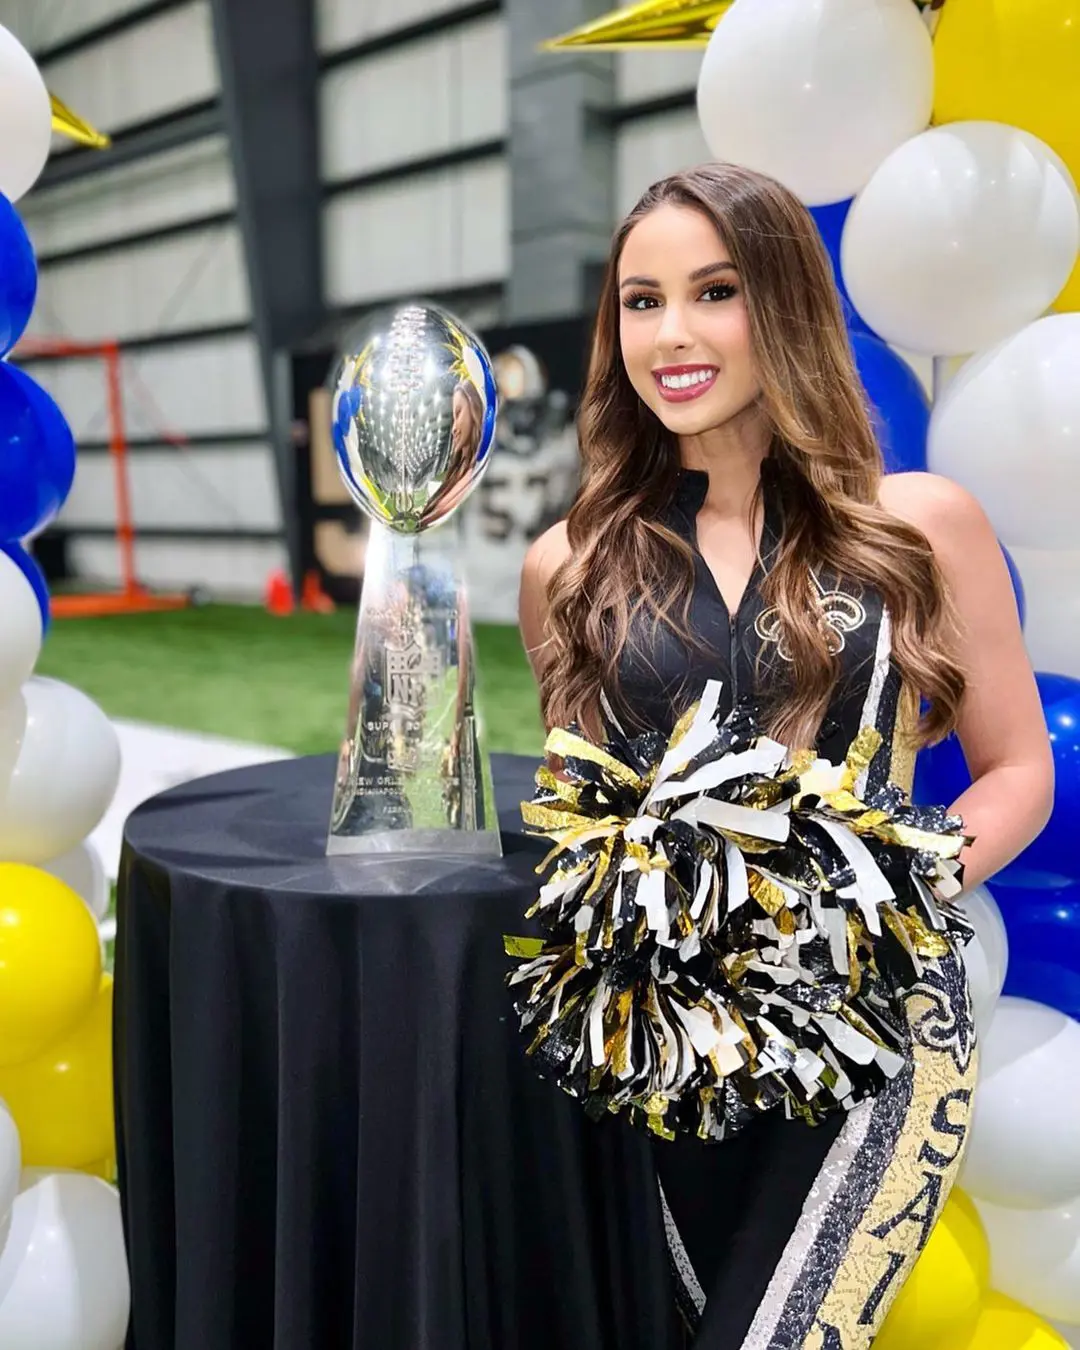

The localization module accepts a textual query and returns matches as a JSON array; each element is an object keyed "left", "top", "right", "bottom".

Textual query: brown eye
[{"left": 701, "top": 283, "right": 738, "bottom": 302}]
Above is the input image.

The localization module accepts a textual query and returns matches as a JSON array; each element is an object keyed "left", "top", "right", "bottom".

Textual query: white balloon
[
  {"left": 696, "top": 0, "right": 932, "bottom": 206},
  {"left": 39, "top": 841, "right": 110, "bottom": 921},
  {"left": 0, "top": 554, "right": 42, "bottom": 705},
  {"left": 0, "top": 26, "right": 52, "bottom": 202},
  {"left": 0, "top": 1102, "right": 19, "bottom": 1243},
  {"left": 961, "top": 886, "right": 1009, "bottom": 1038},
  {"left": 0, "top": 678, "right": 121, "bottom": 866},
  {"left": 928, "top": 314, "right": 1080, "bottom": 550},
  {"left": 1008, "top": 548, "right": 1080, "bottom": 680},
  {"left": 962, "top": 998, "right": 1080, "bottom": 1209},
  {"left": 0, "top": 1171, "right": 129, "bottom": 1349},
  {"left": 977, "top": 1195, "right": 1080, "bottom": 1324},
  {"left": 842, "top": 123, "right": 1080, "bottom": 355}
]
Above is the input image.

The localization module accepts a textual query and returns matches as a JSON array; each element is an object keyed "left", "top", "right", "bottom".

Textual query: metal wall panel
[
  {"left": 20, "top": 138, "right": 235, "bottom": 257},
  {"left": 28, "top": 223, "right": 250, "bottom": 341}
]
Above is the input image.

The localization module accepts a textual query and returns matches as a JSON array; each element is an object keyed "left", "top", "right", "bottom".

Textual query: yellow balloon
[
  {"left": 0, "top": 974, "right": 114, "bottom": 1168},
  {"left": 1054, "top": 256, "right": 1080, "bottom": 313},
  {"left": 934, "top": 0, "right": 1080, "bottom": 170},
  {"left": 876, "top": 1189, "right": 990, "bottom": 1350},
  {"left": 942, "top": 1292, "right": 1070, "bottom": 1350},
  {"left": 0, "top": 863, "right": 102, "bottom": 1067}
]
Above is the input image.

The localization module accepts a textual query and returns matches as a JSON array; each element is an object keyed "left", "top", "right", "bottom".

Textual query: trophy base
[
  {"left": 326, "top": 827, "right": 503, "bottom": 858},
  {"left": 327, "top": 522, "right": 502, "bottom": 860}
]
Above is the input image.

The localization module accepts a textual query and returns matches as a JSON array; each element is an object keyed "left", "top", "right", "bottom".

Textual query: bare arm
[
  {"left": 518, "top": 520, "right": 570, "bottom": 690},
  {"left": 881, "top": 473, "right": 1055, "bottom": 890}
]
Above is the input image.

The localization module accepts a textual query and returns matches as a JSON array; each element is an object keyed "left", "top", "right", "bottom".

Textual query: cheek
[{"left": 619, "top": 320, "right": 655, "bottom": 392}]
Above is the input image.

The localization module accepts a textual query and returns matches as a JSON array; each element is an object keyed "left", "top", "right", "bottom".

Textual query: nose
[{"left": 655, "top": 300, "right": 692, "bottom": 353}]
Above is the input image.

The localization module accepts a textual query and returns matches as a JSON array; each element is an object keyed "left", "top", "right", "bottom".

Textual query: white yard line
[{"left": 91, "top": 720, "right": 294, "bottom": 881}]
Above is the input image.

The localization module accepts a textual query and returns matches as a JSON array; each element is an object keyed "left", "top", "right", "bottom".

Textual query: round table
[{"left": 114, "top": 753, "right": 678, "bottom": 1350}]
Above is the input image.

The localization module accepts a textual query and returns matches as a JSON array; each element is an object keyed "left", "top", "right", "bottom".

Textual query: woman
[{"left": 518, "top": 164, "right": 1053, "bottom": 1348}]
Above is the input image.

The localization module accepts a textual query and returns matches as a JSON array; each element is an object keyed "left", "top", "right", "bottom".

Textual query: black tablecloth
[{"left": 114, "top": 753, "right": 680, "bottom": 1350}]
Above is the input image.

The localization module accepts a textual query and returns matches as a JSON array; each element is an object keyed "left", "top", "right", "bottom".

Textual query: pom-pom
[{"left": 506, "top": 680, "right": 972, "bottom": 1142}]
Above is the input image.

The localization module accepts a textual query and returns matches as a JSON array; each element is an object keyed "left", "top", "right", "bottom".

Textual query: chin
[{"left": 651, "top": 394, "right": 749, "bottom": 437}]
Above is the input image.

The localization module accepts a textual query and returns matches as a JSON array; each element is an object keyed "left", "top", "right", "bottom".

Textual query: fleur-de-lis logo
[{"left": 755, "top": 586, "right": 866, "bottom": 661}]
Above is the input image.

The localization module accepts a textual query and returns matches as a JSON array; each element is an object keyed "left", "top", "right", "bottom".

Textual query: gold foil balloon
[
  {"left": 544, "top": 0, "right": 732, "bottom": 49},
  {"left": 50, "top": 92, "right": 110, "bottom": 150}
]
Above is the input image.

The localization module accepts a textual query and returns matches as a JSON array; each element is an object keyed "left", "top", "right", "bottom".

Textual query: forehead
[{"left": 619, "top": 204, "right": 730, "bottom": 277}]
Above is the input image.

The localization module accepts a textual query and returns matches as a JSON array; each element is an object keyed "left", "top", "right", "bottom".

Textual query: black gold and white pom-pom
[{"left": 505, "top": 680, "right": 973, "bottom": 1142}]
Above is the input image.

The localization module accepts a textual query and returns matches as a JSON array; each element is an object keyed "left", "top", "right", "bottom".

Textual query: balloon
[
  {"left": 978, "top": 1195, "right": 1080, "bottom": 1325},
  {"left": 913, "top": 730, "right": 969, "bottom": 815},
  {"left": 0, "top": 677, "right": 121, "bottom": 866},
  {"left": 928, "top": 315, "right": 1080, "bottom": 550},
  {"left": 0, "top": 864, "right": 101, "bottom": 1068},
  {"left": 1031, "top": 674, "right": 1080, "bottom": 709},
  {"left": 0, "top": 547, "right": 43, "bottom": 702},
  {"left": 916, "top": 674, "right": 1079, "bottom": 890},
  {"left": 1009, "top": 548, "right": 1080, "bottom": 681},
  {"left": 962, "top": 998, "right": 1080, "bottom": 1209},
  {"left": 0, "top": 27, "right": 51, "bottom": 203},
  {"left": 0, "top": 542, "right": 48, "bottom": 631},
  {"left": 696, "top": 0, "right": 932, "bottom": 206},
  {"left": 943, "top": 1293, "right": 1071, "bottom": 1350},
  {"left": 875, "top": 1188, "right": 989, "bottom": 1350},
  {"left": 809, "top": 199, "right": 878, "bottom": 337},
  {"left": 993, "top": 882, "right": 1080, "bottom": 1021},
  {"left": 842, "top": 124, "right": 1080, "bottom": 355},
  {"left": 849, "top": 331, "right": 929, "bottom": 473},
  {"left": 0, "top": 365, "right": 76, "bottom": 543},
  {"left": 0, "top": 194, "right": 36, "bottom": 357},
  {"left": 1055, "top": 262, "right": 1080, "bottom": 315},
  {"left": 0, "top": 1100, "right": 19, "bottom": 1241},
  {"left": 39, "top": 840, "right": 109, "bottom": 922},
  {"left": 0, "top": 977, "right": 113, "bottom": 1170},
  {"left": 934, "top": 0, "right": 1080, "bottom": 174},
  {"left": 1002, "top": 545, "right": 1027, "bottom": 629},
  {"left": 0, "top": 1170, "right": 130, "bottom": 1350},
  {"left": 960, "top": 885, "right": 1010, "bottom": 1036}
]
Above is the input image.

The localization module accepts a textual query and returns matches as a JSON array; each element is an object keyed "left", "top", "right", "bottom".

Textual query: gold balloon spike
[
  {"left": 50, "top": 92, "right": 111, "bottom": 150},
  {"left": 544, "top": 0, "right": 733, "bottom": 50}
]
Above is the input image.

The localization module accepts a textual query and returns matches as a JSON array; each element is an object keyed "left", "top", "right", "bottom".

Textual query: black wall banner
[{"left": 291, "top": 316, "right": 589, "bottom": 621}]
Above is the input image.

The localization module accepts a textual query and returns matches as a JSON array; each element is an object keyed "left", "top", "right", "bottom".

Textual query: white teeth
[{"left": 660, "top": 369, "right": 715, "bottom": 390}]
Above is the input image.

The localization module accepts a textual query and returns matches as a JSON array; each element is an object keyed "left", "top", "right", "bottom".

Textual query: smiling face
[{"left": 618, "top": 203, "right": 762, "bottom": 441}]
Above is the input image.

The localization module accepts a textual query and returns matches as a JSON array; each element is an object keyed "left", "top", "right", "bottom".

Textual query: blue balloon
[
  {"left": 0, "top": 540, "right": 49, "bottom": 631},
  {"left": 915, "top": 672, "right": 1080, "bottom": 889},
  {"left": 1035, "top": 671, "right": 1079, "bottom": 709},
  {"left": 989, "top": 880, "right": 1080, "bottom": 1021},
  {"left": 0, "top": 193, "right": 37, "bottom": 358},
  {"left": 809, "top": 199, "right": 878, "bottom": 339},
  {"left": 1001, "top": 543, "right": 1026, "bottom": 627},
  {"left": 850, "top": 331, "right": 930, "bottom": 474},
  {"left": 0, "top": 363, "right": 76, "bottom": 542}
]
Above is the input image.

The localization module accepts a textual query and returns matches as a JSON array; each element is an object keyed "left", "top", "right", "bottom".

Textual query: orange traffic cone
[
  {"left": 301, "top": 569, "right": 335, "bottom": 614},
  {"left": 264, "top": 569, "right": 295, "bottom": 616}
]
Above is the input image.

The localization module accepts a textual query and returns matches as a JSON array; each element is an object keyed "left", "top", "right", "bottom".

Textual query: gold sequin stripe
[
  {"left": 739, "top": 952, "right": 978, "bottom": 1350},
  {"left": 888, "top": 683, "right": 921, "bottom": 801}
]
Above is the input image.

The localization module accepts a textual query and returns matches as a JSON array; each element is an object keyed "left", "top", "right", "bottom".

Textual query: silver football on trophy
[{"left": 330, "top": 303, "right": 498, "bottom": 533}]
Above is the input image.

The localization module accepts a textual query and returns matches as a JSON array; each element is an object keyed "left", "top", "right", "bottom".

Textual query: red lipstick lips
[{"left": 653, "top": 364, "right": 719, "bottom": 403}]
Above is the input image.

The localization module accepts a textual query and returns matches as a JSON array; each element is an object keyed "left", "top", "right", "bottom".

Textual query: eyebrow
[{"left": 619, "top": 260, "right": 738, "bottom": 289}]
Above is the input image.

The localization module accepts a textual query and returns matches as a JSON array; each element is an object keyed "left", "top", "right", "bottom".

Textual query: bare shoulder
[
  {"left": 877, "top": 471, "right": 996, "bottom": 554},
  {"left": 519, "top": 519, "right": 572, "bottom": 674},
  {"left": 521, "top": 518, "right": 572, "bottom": 589}
]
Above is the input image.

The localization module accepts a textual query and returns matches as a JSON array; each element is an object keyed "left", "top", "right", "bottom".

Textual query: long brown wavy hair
[{"left": 540, "top": 163, "right": 966, "bottom": 751}]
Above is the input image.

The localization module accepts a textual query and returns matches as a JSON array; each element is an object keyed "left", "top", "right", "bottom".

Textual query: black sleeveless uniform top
[{"left": 615, "top": 459, "right": 919, "bottom": 798}]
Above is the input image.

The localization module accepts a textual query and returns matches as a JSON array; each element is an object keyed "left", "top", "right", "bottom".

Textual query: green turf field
[{"left": 35, "top": 605, "right": 545, "bottom": 758}]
